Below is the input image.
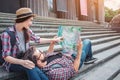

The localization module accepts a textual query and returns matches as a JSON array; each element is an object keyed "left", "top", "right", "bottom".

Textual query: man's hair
[{"left": 22, "top": 46, "right": 37, "bottom": 64}]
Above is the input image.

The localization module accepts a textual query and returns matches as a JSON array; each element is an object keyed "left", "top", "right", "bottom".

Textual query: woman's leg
[{"left": 9, "top": 64, "right": 48, "bottom": 80}]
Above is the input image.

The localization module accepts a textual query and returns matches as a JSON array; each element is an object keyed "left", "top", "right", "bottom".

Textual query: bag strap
[{"left": 5, "top": 28, "right": 16, "bottom": 48}]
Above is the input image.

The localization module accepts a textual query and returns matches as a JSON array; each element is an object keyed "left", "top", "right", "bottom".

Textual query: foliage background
[{"left": 105, "top": 7, "right": 120, "bottom": 22}]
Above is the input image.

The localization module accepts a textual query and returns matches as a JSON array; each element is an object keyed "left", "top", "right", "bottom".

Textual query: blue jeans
[
  {"left": 9, "top": 64, "right": 48, "bottom": 80},
  {"left": 72, "top": 39, "right": 93, "bottom": 68}
]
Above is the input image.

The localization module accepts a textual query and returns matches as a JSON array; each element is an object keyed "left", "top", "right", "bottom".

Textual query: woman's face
[{"left": 23, "top": 17, "right": 33, "bottom": 29}]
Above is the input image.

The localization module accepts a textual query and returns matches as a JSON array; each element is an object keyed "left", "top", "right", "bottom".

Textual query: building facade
[{"left": 0, "top": 0, "right": 104, "bottom": 23}]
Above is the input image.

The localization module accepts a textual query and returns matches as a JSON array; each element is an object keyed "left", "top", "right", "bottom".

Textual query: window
[{"left": 47, "top": 0, "right": 53, "bottom": 12}]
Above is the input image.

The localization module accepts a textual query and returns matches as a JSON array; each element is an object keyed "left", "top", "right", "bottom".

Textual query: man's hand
[
  {"left": 73, "top": 39, "right": 82, "bottom": 72},
  {"left": 77, "top": 39, "right": 83, "bottom": 54}
]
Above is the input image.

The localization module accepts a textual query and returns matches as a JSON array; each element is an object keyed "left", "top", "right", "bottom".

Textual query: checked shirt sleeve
[
  {"left": 1, "top": 32, "right": 12, "bottom": 58},
  {"left": 29, "top": 29, "right": 40, "bottom": 43}
]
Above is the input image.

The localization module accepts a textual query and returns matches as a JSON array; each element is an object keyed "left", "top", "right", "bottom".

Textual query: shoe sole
[{"left": 84, "top": 59, "right": 97, "bottom": 64}]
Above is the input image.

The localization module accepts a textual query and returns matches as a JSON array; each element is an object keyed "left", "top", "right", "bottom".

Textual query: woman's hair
[
  {"left": 22, "top": 46, "right": 37, "bottom": 64},
  {"left": 16, "top": 16, "right": 32, "bottom": 43},
  {"left": 23, "top": 27, "right": 30, "bottom": 43}
]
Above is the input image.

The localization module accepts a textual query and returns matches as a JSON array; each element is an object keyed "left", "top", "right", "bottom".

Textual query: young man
[
  {"left": 22, "top": 38, "right": 97, "bottom": 80},
  {"left": 23, "top": 39, "right": 82, "bottom": 80}
]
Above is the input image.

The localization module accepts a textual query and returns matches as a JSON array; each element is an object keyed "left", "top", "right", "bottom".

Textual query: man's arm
[
  {"left": 47, "top": 41, "right": 55, "bottom": 53},
  {"left": 73, "top": 40, "right": 82, "bottom": 72},
  {"left": 47, "top": 36, "right": 63, "bottom": 53}
]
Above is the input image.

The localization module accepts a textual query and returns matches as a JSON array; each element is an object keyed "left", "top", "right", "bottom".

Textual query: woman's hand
[
  {"left": 20, "top": 60, "right": 35, "bottom": 69},
  {"left": 52, "top": 36, "right": 63, "bottom": 43}
]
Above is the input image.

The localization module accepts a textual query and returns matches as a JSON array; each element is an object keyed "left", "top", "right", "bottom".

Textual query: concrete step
[
  {"left": 0, "top": 18, "right": 104, "bottom": 27},
  {"left": 33, "top": 30, "right": 116, "bottom": 35},
  {"left": 0, "top": 12, "right": 100, "bottom": 24},
  {"left": 81, "top": 31, "right": 116, "bottom": 35},
  {"left": 0, "top": 66, "right": 26, "bottom": 80},
  {"left": 0, "top": 27, "right": 113, "bottom": 37},
  {"left": 0, "top": 20, "right": 15, "bottom": 23},
  {"left": 0, "top": 24, "right": 107, "bottom": 34},
  {"left": 32, "top": 21, "right": 103, "bottom": 27},
  {"left": 33, "top": 32, "right": 120, "bottom": 39},
  {"left": 31, "top": 27, "right": 112, "bottom": 32},
  {"left": 35, "top": 30, "right": 116, "bottom": 36},
  {"left": 0, "top": 15, "right": 104, "bottom": 27},
  {"left": 108, "top": 69, "right": 120, "bottom": 80},
  {"left": 0, "top": 22, "right": 104, "bottom": 29},
  {"left": 113, "top": 71, "right": 120, "bottom": 80},
  {"left": 0, "top": 12, "right": 15, "bottom": 16},
  {"left": 82, "top": 28, "right": 113, "bottom": 31},
  {"left": 72, "top": 52, "right": 120, "bottom": 80},
  {"left": 0, "top": 26, "right": 111, "bottom": 31},
  {"left": 31, "top": 35, "right": 120, "bottom": 48},
  {"left": 31, "top": 29, "right": 114, "bottom": 33},
  {"left": 0, "top": 17, "right": 15, "bottom": 19},
  {"left": 0, "top": 14, "right": 98, "bottom": 27},
  {"left": 34, "top": 37, "right": 120, "bottom": 53},
  {"left": 0, "top": 14, "right": 93, "bottom": 25},
  {"left": 81, "top": 33, "right": 120, "bottom": 40},
  {"left": 92, "top": 39, "right": 120, "bottom": 54},
  {"left": 91, "top": 36, "right": 120, "bottom": 45}
]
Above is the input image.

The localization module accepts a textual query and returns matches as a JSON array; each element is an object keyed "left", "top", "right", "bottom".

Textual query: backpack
[{"left": 0, "top": 28, "right": 16, "bottom": 65}]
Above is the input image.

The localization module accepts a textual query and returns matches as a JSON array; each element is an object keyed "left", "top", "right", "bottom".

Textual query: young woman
[
  {"left": 1, "top": 7, "right": 62, "bottom": 80},
  {"left": 22, "top": 39, "right": 83, "bottom": 80}
]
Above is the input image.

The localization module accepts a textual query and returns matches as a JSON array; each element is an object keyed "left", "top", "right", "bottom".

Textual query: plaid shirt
[
  {"left": 42, "top": 52, "right": 77, "bottom": 80},
  {"left": 1, "top": 26, "right": 40, "bottom": 71}
]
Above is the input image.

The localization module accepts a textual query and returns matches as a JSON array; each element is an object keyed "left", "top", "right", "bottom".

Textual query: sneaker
[{"left": 84, "top": 57, "right": 97, "bottom": 64}]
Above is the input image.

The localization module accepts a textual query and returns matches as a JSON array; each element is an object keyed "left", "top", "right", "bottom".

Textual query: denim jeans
[
  {"left": 9, "top": 64, "right": 48, "bottom": 80},
  {"left": 72, "top": 39, "right": 93, "bottom": 68}
]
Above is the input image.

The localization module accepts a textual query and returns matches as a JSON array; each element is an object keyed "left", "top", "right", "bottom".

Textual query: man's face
[
  {"left": 34, "top": 49, "right": 45, "bottom": 61},
  {"left": 33, "top": 49, "right": 47, "bottom": 67}
]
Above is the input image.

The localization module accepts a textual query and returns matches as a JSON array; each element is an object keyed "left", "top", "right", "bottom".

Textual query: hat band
[{"left": 17, "top": 12, "right": 33, "bottom": 18}]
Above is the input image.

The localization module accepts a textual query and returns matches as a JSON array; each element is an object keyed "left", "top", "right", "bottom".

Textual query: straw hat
[{"left": 16, "top": 7, "right": 36, "bottom": 19}]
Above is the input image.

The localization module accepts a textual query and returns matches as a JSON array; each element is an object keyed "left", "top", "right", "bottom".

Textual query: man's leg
[
  {"left": 82, "top": 39, "right": 93, "bottom": 60},
  {"left": 72, "top": 39, "right": 96, "bottom": 68},
  {"left": 82, "top": 39, "right": 97, "bottom": 64},
  {"left": 72, "top": 39, "right": 92, "bottom": 67}
]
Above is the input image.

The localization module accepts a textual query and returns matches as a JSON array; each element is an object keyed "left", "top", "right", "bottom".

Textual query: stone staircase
[{"left": 0, "top": 12, "right": 120, "bottom": 80}]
